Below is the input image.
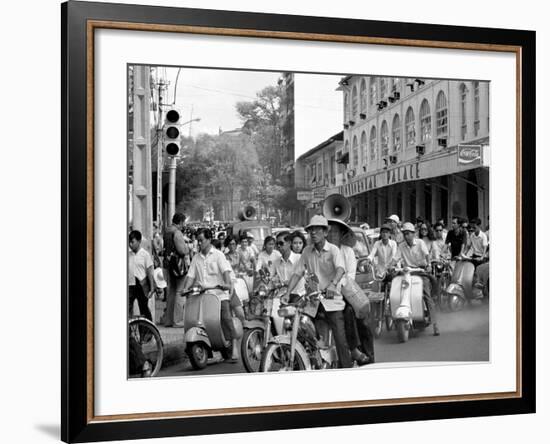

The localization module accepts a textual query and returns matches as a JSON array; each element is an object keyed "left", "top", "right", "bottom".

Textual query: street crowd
[{"left": 128, "top": 210, "right": 489, "bottom": 372}]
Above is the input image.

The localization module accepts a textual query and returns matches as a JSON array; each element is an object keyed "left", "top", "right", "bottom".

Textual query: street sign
[
  {"left": 313, "top": 188, "right": 326, "bottom": 199},
  {"left": 458, "top": 144, "right": 482, "bottom": 166},
  {"left": 297, "top": 191, "right": 314, "bottom": 201}
]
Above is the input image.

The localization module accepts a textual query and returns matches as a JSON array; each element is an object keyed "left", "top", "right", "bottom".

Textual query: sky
[{"left": 160, "top": 67, "right": 343, "bottom": 159}]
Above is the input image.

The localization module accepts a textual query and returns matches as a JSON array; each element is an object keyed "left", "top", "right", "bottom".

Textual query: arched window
[
  {"left": 351, "top": 86, "right": 358, "bottom": 119},
  {"left": 405, "top": 107, "right": 415, "bottom": 147},
  {"left": 460, "top": 83, "right": 467, "bottom": 140},
  {"left": 392, "top": 114, "right": 401, "bottom": 152},
  {"left": 369, "top": 78, "right": 377, "bottom": 107},
  {"left": 344, "top": 93, "right": 349, "bottom": 122},
  {"left": 473, "top": 81, "right": 480, "bottom": 136},
  {"left": 380, "top": 78, "right": 388, "bottom": 99},
  {"left": 360, "top": 79, "right": 367, "bottom": 113},
  {"left": 380, "top": 121, "right": 389, "bottom": 156},
  {"left": 352, "top": 136, "right": 359, "bottom": 166},
  {"left": 419, "top": 99, "right": 432, "bottom": 143},
  {"left": 360, "top": 131, "right": 367, "bottom": 168},
  {"left": 436, "top": 91, "right": 448, "bottom": 137},
  {"left": 369, "top": 126, "right": 377, "bottom": 160}
]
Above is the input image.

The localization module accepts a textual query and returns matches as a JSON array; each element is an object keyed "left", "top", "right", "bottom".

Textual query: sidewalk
[{"left": 150, "top": 298, "right": 189, "bottom": 367}]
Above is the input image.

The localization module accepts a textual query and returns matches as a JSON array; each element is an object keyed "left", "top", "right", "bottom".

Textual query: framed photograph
[{"left": 62, "top": 1, "right": 535, "bottom": 442}]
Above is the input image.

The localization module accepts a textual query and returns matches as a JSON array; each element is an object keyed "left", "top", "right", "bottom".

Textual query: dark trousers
[
  {"left": 129, "top": 281, "right": 152, "bottom": 322},
  {"left": 419, "top": 275, "right": 438, "bottom": 324},
  {"left": 220, "top": 300, "right": 233, "bottom": 343},
  {"left": 317, "top": 305, "right": 352, "bottom": 369},
  {"left": 344, "top": 304, "right": 375, "bottom": 362}
]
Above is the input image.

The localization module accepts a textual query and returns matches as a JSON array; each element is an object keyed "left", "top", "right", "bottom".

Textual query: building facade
[
  {"left": 295, "top": 132, "right": 344, "bottom": 222},
  {"left": 298, "top": 76, "right": 490, "bottom": 228}
]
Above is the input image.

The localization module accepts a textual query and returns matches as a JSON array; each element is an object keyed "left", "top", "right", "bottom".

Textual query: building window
[
  {"left": 336, "top": 150, "right": 343, "bottom": 174},
  {"left": 419, "top": 99, "right": 432, "bottom": 143},
  {"left": 361, "top": 131, "right": 367, "bottom": 168},
  {"left": 351, "top": 85, "right": 358, "bottom": 120},
  {"left": 392, "top": 114, "right": 401, "bottom": 152},
  {"left": 392, "top": 77, "right": 400, "bottom": 93},
  {"left": 380, "top": 78, "right": 387, "bottom": 99},
  {"left": 330, "top": 155, "right": 335, "bottom": 181},
  {"left": 310, "top": 163, "right": 316, "bottom": 185},
  {"left": 460, "top": 83, "right": 467, "bottom": 140},
  {"left": 352, "top": 136, "right": 359, "bottom": 166},
  {"left": 344, "top": 93, "right": 349, "bottom": 123},
  {"left": 436, "top": 91, "right": 448, "bottom": 137},
  {"left": 369, "top": 78, "right": 377, "bottom": 107},
  {"left": 360, "top": 79, "right": 367, "bottom": 113},
  {"left": 380, "top": 120, "right": 389, "bottom": 156},
  {"left": 369, "top": 126, "right": 377, "bottom": 160},
  {"left": 317, "top": 161, "right": 323, "bottom": 182},
  {"left": 324, "top": 155, "right": 329, "bottom": 184},
  {"left": 473, "top": 81, "right": 480, "bottom": 136},
  {"left": 405, "top": 106, "right": 415, "bottom": 147}
]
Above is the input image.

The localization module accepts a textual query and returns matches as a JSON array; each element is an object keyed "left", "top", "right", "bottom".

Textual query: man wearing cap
[
  {"left": 386, "top": 214, "right": 404, "bottom": 244},
  {"left": 285, "top": 215, "right": 353, "bottom": 368},
  {"left": 395, "top": 222, "right": 440, "bottom": 336},
  {"left": 327, "top": 218, "right": 374, "bottom": 366}
]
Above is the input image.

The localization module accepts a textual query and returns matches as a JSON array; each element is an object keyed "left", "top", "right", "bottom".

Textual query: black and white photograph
[{"left": 127, "top": 65, "right": 491, "bottom": 378}]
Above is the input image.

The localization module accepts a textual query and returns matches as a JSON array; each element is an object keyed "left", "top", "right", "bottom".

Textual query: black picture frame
[{"left": 61, "top": 1, "right": 536, "bottom": 442}]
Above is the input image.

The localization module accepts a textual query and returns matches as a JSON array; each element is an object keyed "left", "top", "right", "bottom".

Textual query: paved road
[{"left": 158, "top": 303, "right": 489, "bottom": 377}]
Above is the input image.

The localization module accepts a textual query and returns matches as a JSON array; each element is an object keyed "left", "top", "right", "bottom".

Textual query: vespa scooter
[
  {"left": 389, "top": 267, "right": 433, "bottom": 343},
  {"left": 182, "top": 285, "right": 242, "bottom": 370},
  {"left": 443, "top": 256, "right": 485, "bottom": 312}
]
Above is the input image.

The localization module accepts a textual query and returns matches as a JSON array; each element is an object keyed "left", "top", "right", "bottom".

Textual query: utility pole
[{"left": 131, "top": 66, "right": 153, "bottom": 245}]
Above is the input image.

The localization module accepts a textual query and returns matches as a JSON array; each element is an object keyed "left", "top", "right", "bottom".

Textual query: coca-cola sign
[{"left": 458, "top": 144, "right": 482, "bottom": 165}]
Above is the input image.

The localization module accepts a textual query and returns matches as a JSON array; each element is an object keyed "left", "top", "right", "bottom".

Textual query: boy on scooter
[{"left": 395, "top": 223, "right": 440, "bottom": 336}]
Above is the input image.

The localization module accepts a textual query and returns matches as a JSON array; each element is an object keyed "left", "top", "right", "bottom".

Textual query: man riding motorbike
[
  {"left": 181, "top": 228, "right": 239, "bottom": 361},
  {"left": 395, "top": 222, "right": 440, "bottom": 336},
  {"left": 284, "top": 215, "right": 353, "bottom": 368}
]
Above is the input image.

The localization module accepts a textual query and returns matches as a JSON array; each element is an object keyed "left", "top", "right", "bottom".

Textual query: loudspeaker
[
  {"left": 237, "top": 206, "right": 256, "bottom": 221},
  {"left": 322, "top": 194, "right": 351, "bottom": 222}
]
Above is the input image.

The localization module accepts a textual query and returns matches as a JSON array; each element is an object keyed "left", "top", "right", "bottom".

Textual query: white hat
[
  {"left": 386, "top": 214, "right": 400, "bottom": 223},
  {"left": 153, "top": 268, "right": 167, "bottom": 289},
  {"left": 305, "top": 215, "right": 329, "bottom": 231},
  {"left": 401, "top": 222, "right": 416, "bottom": 233}
]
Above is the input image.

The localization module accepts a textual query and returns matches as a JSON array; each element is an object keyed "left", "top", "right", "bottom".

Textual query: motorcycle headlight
[
  {"left": 283, "top": 318, "right": 293, "bottom": 331},
  {"left": 277, "top": 306, "right": 297, "bottom": 318},
  {"left": 258, "top": 290, "right": 267, "bottom": 297},
  {"left": 401, "top": 280, "right": 410, "bottom": 290}
]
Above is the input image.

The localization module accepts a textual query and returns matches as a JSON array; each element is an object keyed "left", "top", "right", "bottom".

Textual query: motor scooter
[
  {"left": 182, "top": 285, "right": 243, "bottom": 370},
  {"left": 443, "top": 256, "right": 485, "bottom": 312},
  {"left": 241, "top": 268, "right": 286, "bottom": 372},
  {"left": 388, "top": 267, "right": 433, "bottom": 343}
]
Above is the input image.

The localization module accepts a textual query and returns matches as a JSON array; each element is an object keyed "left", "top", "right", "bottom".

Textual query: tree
[{"left": 236, "top": 85, "right": 284, "bottom": 178}]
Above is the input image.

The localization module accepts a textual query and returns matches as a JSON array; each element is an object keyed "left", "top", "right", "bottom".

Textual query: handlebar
[{"left": 182, "top": 284, "right": 229, "bottom": 296}]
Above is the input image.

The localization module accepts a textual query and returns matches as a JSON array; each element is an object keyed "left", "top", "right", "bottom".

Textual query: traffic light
[{"left": 164, "top": 108, "right": 182, "bottom": 156}]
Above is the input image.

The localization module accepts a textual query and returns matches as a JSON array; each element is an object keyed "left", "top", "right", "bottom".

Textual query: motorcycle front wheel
[
  {"left": 396, "top": 319, "right": 409, "bottom": 343},
  {"left": 241, "top": 327, "right": 265, "bottom": 373},
  {"left": 188, "top": 343, "right": 208, "bottom": 370},
  {"left": 261, "top": 343, "right": 306, "bottom": 372}
]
